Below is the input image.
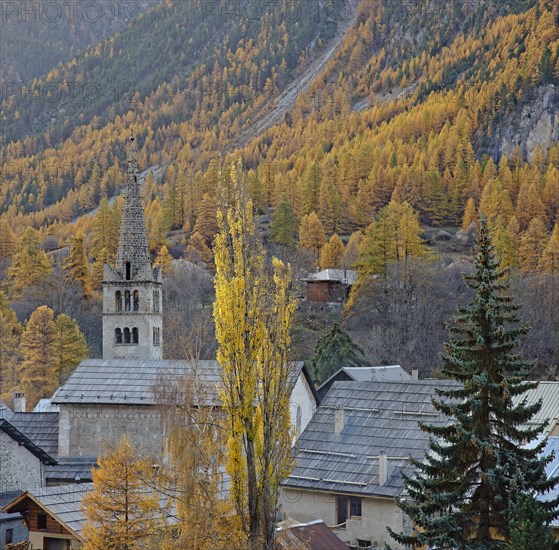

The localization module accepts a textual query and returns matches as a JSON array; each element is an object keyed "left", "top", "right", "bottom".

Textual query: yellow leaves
[{"left": 213, "top": 159, "right": 296, "bottom": 543}]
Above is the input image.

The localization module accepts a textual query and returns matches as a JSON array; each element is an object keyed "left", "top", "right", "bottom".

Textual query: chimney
[
  {"left": 13, "top": 392, "right": 26, "bottom": 413},
  {"left": 411, "top": 368, "right": 419, "bottom": 381},
  {"left": 379, "top": 452, "right": 388, "bottom": 486},
  {"left": 334, "top": 408, "right": 345, "bottom": 435}
]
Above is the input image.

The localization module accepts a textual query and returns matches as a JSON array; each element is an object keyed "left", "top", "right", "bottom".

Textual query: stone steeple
[
  {"left": 114, "top": 135, "right": 151, "bottom": 280},
  {"left": 102, "top": 136, "right": 163, "bottom": 360}
]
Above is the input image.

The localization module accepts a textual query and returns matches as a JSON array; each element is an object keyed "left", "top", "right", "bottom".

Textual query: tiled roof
[
  {"left": 283, "top": 380, "right": 455, "bottom": 498},
  {"left": 53, "top": 359, "right": 308, "bottom": 406},
  {"left": 10, "top": 412, "right": 59, "bottom": 457}
]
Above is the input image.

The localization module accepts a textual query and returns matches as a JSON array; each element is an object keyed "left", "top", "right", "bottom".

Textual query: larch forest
[{"left": 0, "top": 1, "right": 558, "bottom": 549}]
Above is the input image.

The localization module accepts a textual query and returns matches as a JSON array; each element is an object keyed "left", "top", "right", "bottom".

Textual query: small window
[
  {"left": 6, "top": 528, "right": 13, "bottom": 544},
  {"left": 38, "top": 513, "right": 47, "bottom": 529},
  {"left": 350, "top": 496, "right": 362, "bottom": 518},
  {"left": 115, "top": 291, "right": 122, "bottom": 311},
  {"left": 125, "top": 262, "right": 131, "bottom": 280},
  {"left": 124, "top": 290, "right": 131, "bottom": 311},
  {"left": 124, "top": 327, "right": 131, "bottom": 344},
  {"left": 132, "top": 327, "right": 139, "bottom": 344},
  {"left": 115, "top": 328, "right": 122, "bottom": 344},
  {"left": 133, "top": 290, "right": 140, "bottom": 311},
  {"left": 153, "top": 290, "right": 160, "bottom": 313},
  {"left": 153, "top": 327, "right": 160, "bottom": 346}
]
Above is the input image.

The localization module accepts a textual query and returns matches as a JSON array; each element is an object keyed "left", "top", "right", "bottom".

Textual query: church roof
[
  {"left": 113, "top": 136, "right": 152, "bottom": 280},
  {"left": 52, "top": 359, "right": 309, "bottom": 407}
]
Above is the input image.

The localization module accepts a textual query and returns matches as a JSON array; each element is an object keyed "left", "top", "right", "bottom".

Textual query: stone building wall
[
  {"left": 0, "top": 431, "right": 44, "bottom": 491},
  {"left": 58, "top": 404, "right": 163, "bottom": 458}
]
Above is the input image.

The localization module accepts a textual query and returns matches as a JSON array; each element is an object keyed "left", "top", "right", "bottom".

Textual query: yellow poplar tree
[
  {"left": 82, "top": 436, "right": 164, "bottom": 550},
  {"left": 320, "top": 233, "right": 344, "bottom": 269},
  {"left": 0, "top": 291, "right": 22, "bottom": 403},
  {"left": 213, "top": 158, "right": 296, "bottom": 548},
  {"left": 19, "top": 306, "right": 58, "bottom": 410},
  {"left": 538, "top": 223, "right": 559, "bottom": 273}
]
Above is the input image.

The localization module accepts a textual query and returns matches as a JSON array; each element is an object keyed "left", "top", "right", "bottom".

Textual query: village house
[
  {"left": 2, "top": 485, "right": 91, "bottom": 550},
  {"left": 304, "top": 269, "right": 356, "bottom": 303},
  {"left": 281, "top": 379, "right": 559, "bottom": 548},
  {"left": 280, "top": 380, "right": 454, "bottom": 549}
]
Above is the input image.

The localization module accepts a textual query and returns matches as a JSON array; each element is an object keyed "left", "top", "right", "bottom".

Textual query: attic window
[
  {"left": 125, "top": 262, "right": 131, "bottom": 280},
  {"left": 38, "top": 513, "right": 47, "bottom": 530}
]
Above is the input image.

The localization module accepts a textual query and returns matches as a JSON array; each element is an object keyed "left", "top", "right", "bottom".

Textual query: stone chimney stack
[
  {"left": 334, "top": 408, "right": 345, "bottom": 435},
  {"left": 412, "top": 368, "right": 419, "bottom": 381},
  {"left": 379, "top": 452, "right": 388, "bottom": 486},
  {"left": 13, "top": 392, "right": 26, "bottom": 412}
]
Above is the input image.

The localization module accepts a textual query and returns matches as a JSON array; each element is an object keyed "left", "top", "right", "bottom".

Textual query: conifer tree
[
  {"left": 19, "top": 306, "right": 58, "bottom": 410},
  {"left": 270, "top": 194, "right": 297, "bottom": 246},
  {"left": 508, "top": 493, "right": 554, "bottom": 550},
  {"left": 311, "top": 323, "right": 369, "bottom": 384},
  {"left": 319, "top": 233, "right": 344, "bottom": 269},
  {"left": 519, "top": 217, "right": 548, "bottom": 272},
  {"left": 0, "top": 219, "right": 17, "bottom": 265},
  {"left": 185, "top": 231, "right": 213, "bottom": 265},
  {"left": 389, "top": 219, "right": 559, "bottom": 549},
  {"left": 8, "top": 227, "right": 52, "bottom": 296},
  {"left": 55, "top": 314, "right": 89, "bottom": 385},
  {"left": 462, "top": 197, "right": 477, "bottom": 230},
  {"left": 343, "top": 230, "right": 364, "bottom": 269},
  {"left": 154, "top": 245, "right": 174, "bottom": 274},
  {"left": 0, "top": 291, "right": 22, "bottom": 403},
  {"left": 63, "top": 232, "right": 92, "bottom": 300},
  {"left": 491, "top": 217, "right": 519, "bottom": 269},
  {"left": 538, "top": 223, "right": 559, "bottom": 273},
  {"left": 298, "top": 211, "right": 326, "bottom": 262},
  {"left": 82, "top": 436, "right": 164, "bottom": 550},
  {"left": 193, "top": 193, "right": 218, "bottom": 244}
]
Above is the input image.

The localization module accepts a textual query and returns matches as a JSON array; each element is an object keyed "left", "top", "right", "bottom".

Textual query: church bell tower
[{"left": 102, "top": 136, "right": 163, "bottom": 360}]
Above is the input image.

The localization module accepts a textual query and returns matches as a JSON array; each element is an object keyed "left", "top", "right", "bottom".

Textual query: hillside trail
[{"left": 231, "top": 0, "right": 360, "bottom": 151}]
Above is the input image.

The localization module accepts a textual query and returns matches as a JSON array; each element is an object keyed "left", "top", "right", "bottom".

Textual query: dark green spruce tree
[
  {"left": 389, "top": 218, "right": 559, "bottom": 549},
  {"left": 311, "top": 323, "right": 369, "bottom": 384},
  {"left": 508, "top": 493, "right": 554, "bottom": 550}
]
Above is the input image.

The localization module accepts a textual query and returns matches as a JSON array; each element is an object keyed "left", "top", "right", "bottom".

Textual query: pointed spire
[{"left": 114, "top": 136, "right": 151, "bottom": 280}]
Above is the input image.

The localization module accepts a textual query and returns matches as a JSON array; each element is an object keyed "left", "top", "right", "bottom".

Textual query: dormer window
[{"left": 125, "top": 262, "right": 131, "bottom": 280}]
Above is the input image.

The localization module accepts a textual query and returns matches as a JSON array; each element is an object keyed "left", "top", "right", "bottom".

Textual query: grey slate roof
[
  {"left": 515, "top": 382, "right": 559, "bottom": 435},
  {"left": 0, "top": 491, "right": 24, "bottom": 522},
  {"left": 10, "top": 412, "right": 59, "bottom": 457},
  {"left": 46, "top": 457, "right": 97, "bottom": 484},
  {"left": 3, "top": 484, "right": 93, "bottom": 539},
  {"left": 53, "top": 359, "right": 309, "bottom": 407},
  {"left": 305, "top": 269, "right": 356, "bottom": 284},
  {"left": 283, "top": 380, "right": 455, "bottom": 498},
  {"left": 0, "top": 419, "right": 56, "bottom": 465}
]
